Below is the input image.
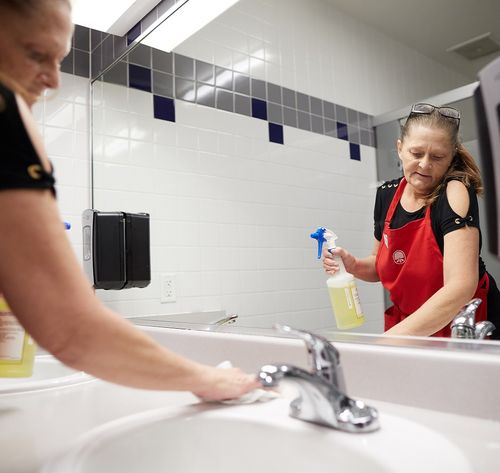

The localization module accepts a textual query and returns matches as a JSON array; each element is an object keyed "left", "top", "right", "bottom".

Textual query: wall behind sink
[{"left": 33, "top": 0, "right": 469, "bottom": 332}]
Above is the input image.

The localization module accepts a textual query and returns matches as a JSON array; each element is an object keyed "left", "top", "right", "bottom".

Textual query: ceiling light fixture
[
  {"left": 141, "top": 0, "right": 240, "bottom": 52},
  {"left": 71, "top": 0, "right": 161, "bottom": 35}
]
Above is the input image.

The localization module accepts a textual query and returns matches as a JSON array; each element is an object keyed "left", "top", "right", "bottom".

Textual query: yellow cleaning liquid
[
  {"left": 0, "top": 295, "right": 36, "bottom": 377},
  {"left": 326, "top": 265, "right": 365, "bottom": 330}
]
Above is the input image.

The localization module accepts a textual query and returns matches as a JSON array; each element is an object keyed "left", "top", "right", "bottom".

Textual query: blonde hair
[{"left": 400, "top": 110, "right": 483, "bottom": 205}]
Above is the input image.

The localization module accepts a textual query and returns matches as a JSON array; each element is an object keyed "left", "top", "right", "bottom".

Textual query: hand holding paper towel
[{"left": 197, "top": 361, "right": 280, "bottom": 405}]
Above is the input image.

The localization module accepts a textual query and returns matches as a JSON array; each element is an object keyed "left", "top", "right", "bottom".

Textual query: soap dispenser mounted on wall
[{"left": 82, "top": 210, "right": 151, "bottom": 290}]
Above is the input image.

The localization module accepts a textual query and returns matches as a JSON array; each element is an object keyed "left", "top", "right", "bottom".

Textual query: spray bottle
[
  {"left": 0, "top": 222, "right": 71, "bottom": 377},
  {"left": 311, "top": 227, "right": 365, "bottom": 330}
]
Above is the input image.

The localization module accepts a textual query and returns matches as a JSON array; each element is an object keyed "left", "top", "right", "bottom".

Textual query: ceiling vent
[{"left": 447, "top": 32, "right": 500, "bottom": 60}]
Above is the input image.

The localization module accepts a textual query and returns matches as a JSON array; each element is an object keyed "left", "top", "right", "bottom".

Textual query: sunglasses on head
[{"left": 408, "top": 103, "right": 461, "bottom": 126}]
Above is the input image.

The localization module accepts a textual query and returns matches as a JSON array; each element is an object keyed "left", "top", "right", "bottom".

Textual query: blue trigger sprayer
[{"left": 311, "top": 227, "right": 365, "bottom": 330}]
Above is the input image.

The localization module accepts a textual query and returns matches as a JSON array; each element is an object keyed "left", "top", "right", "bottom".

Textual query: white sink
[
  {"left": 0, "top": 355, "right": 92, "bottom": 394},
  {"left": 42, "top": 397, "right": 473, "bottom": 473}
]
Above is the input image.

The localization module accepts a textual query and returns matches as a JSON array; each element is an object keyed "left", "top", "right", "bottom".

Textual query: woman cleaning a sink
[
  {"left": 0, "top": 0, "right": 259, "bottom": 399},
  {"left": 323, "top": 103, "right": 500, "bottom": 338}
]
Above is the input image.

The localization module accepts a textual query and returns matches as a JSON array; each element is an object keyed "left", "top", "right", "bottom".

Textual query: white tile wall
[
  {"left": 92, "top": 81, "right": 382, "bottom": 330},
  {"left": 36, "top": 0, "right": 470, "bottom": 334},
  {"left": 33, "top": 75, "right": 91, "bottom": 261},
  {"left": 178, "top": 0, "right": 470, "bottom": 115}
]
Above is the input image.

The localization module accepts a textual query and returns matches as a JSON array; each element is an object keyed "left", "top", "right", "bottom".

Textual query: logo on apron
[{"left": 392, "top": 250, "right": 406, "bottom": 265}]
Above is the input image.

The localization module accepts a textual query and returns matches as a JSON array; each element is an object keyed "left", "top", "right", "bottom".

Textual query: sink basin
[
  {"left": 42, "top": 398, "right": 473, "bottom": 473},
  {"left": 0, "top": 355, "right": 93, "bottom": 394}
]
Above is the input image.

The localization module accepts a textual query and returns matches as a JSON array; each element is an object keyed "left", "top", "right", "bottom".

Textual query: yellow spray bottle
[
  {"left": 311, "top": 227, "right": 365, "bottom": 330},
  {"left": 0, "top": 295, "right": 36, "bottom": 377}
]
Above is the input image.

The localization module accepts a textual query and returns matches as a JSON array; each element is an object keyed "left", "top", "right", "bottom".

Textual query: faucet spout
[
  {"left": 274, "top": 324, "right": 345, "bottom": 391},
  {"left": 259, "top": 363, "right": 379, "bottom": 433},
  {"left": 475, "top": 320, "right": 496, "bottom": 339}
]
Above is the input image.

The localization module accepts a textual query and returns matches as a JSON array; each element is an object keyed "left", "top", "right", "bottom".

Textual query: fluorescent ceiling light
[
  {"left": 142, "top": 0, "right": 240, "bottom": 52},
  {"left": 72, "top": 0, "right": 161, "bottom": 35}
]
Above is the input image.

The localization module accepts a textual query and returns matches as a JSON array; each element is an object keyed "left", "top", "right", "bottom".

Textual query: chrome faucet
[
  {"left": 451, "top": 298, "right": 496, "bottom": 339},
  {"left": 258, "top": 325, "right": 379, "bottom": 433}
]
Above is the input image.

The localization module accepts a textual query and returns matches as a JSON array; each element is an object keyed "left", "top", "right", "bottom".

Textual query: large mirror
[{"left": 91, "top": 0, "right": 500, "bottom": 347}]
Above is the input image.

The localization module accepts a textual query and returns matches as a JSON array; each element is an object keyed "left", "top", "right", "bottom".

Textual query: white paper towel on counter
[{"left": 198, "top": 360, "right": 280, "bottom": 405}]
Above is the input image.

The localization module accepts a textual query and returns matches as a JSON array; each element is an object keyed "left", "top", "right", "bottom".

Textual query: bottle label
[
  {"left": 350, "top": 286, "right": 364, "bottom": 318},
  {"left": 0, "top": 314, "right": 25, "bottom": 360},
  {"left": 344, "top": 287, "right": 353, "bottom": 309}
]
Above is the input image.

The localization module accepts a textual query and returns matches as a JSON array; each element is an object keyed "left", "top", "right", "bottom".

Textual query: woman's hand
[
  {"left": 322, "top": 246, "right": 357, "bottom": 275},
  {"left": 192, "top": 365, "right": 261, "bottom": 401}
]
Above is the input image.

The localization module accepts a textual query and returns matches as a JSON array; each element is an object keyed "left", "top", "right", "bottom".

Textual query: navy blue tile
[
  {"left": 337, "top": 122, "right": 348, "bottom": 141},
  {"left": 127, "top": 23, "right": 141, "bottom": 45},
  {"left": 252, "top": 98, "right": 267, "bottom": 120},
  {"left": 153, "top": 95, "right": 175, "bottom": 122},
  {"left": 129, "top": 64, "right": 151, "bottom": 92},
  {"left": 269, "top": 123, "right": 284, "bottom": 144},
  {"left": 350, "top": 142, "right": 361, "bottom": 161}
]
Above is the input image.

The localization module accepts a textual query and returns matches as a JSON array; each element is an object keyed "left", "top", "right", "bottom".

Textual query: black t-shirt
[
  {"left": 373, "top": 177, "right": 486, "bottom": 277},
  {"left": 0, "top": 82, "right": 55, "bottom": 193}
]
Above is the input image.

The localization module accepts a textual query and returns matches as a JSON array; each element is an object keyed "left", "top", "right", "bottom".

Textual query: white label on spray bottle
[
  {"left": 351, "top": 287, "right": 363, "bottom": 317},
  {"left": 0, "top": 314, "right": 24, "bottom": 360},
  {"left": 344, "top": 288, "right": 353, "bottom": 309}
]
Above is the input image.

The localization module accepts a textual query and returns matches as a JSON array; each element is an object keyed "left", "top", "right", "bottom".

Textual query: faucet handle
[
  {"left": 451, "top": 298, "right": 482, "bottom": 339},
  {"left": 274, "top": 324, "right": 345, "bottom": 390}
]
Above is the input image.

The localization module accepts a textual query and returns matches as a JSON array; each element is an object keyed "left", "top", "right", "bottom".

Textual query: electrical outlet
[{"left": 160, "top": 273, "right": 176, "bottom": 303}]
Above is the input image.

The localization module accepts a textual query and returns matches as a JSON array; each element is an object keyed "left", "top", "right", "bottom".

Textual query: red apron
[{"left": 375, "top": 178, "right": 488, "bottom": 337}]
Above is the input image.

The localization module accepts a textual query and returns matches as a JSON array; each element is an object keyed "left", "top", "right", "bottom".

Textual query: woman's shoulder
[
  {"left": 0, "top": 80, "right": 19, "bottom": 116},
  {"left": 376, "top": 177, "right": 402, "bottom": 203},
  {"left": 378, "top": 176, "right": 403, "bottom": 191},
  {"left": 435, "top": 178, "right": 476, "bottom": 218}
]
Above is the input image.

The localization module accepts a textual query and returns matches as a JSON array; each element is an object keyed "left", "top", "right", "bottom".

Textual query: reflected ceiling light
[
  {"left": 142, "top": 0, "right": 240, "bottom": 52},
  {"left": 72, "top": 0, "right": 161, "bottom": 35}
]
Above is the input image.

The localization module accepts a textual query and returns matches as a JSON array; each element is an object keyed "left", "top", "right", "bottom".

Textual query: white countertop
[{"left": 1, "top": 375, "right": 500, "bottom": 473}]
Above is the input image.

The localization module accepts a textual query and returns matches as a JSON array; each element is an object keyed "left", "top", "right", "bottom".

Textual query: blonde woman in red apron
[{"left": 323, "top": 103, "right": 500, "bottom": 338}]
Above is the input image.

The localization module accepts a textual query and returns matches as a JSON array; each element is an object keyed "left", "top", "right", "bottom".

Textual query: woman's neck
[{"left": 400, "top": 184, "right": 427, "bottom": 212}]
